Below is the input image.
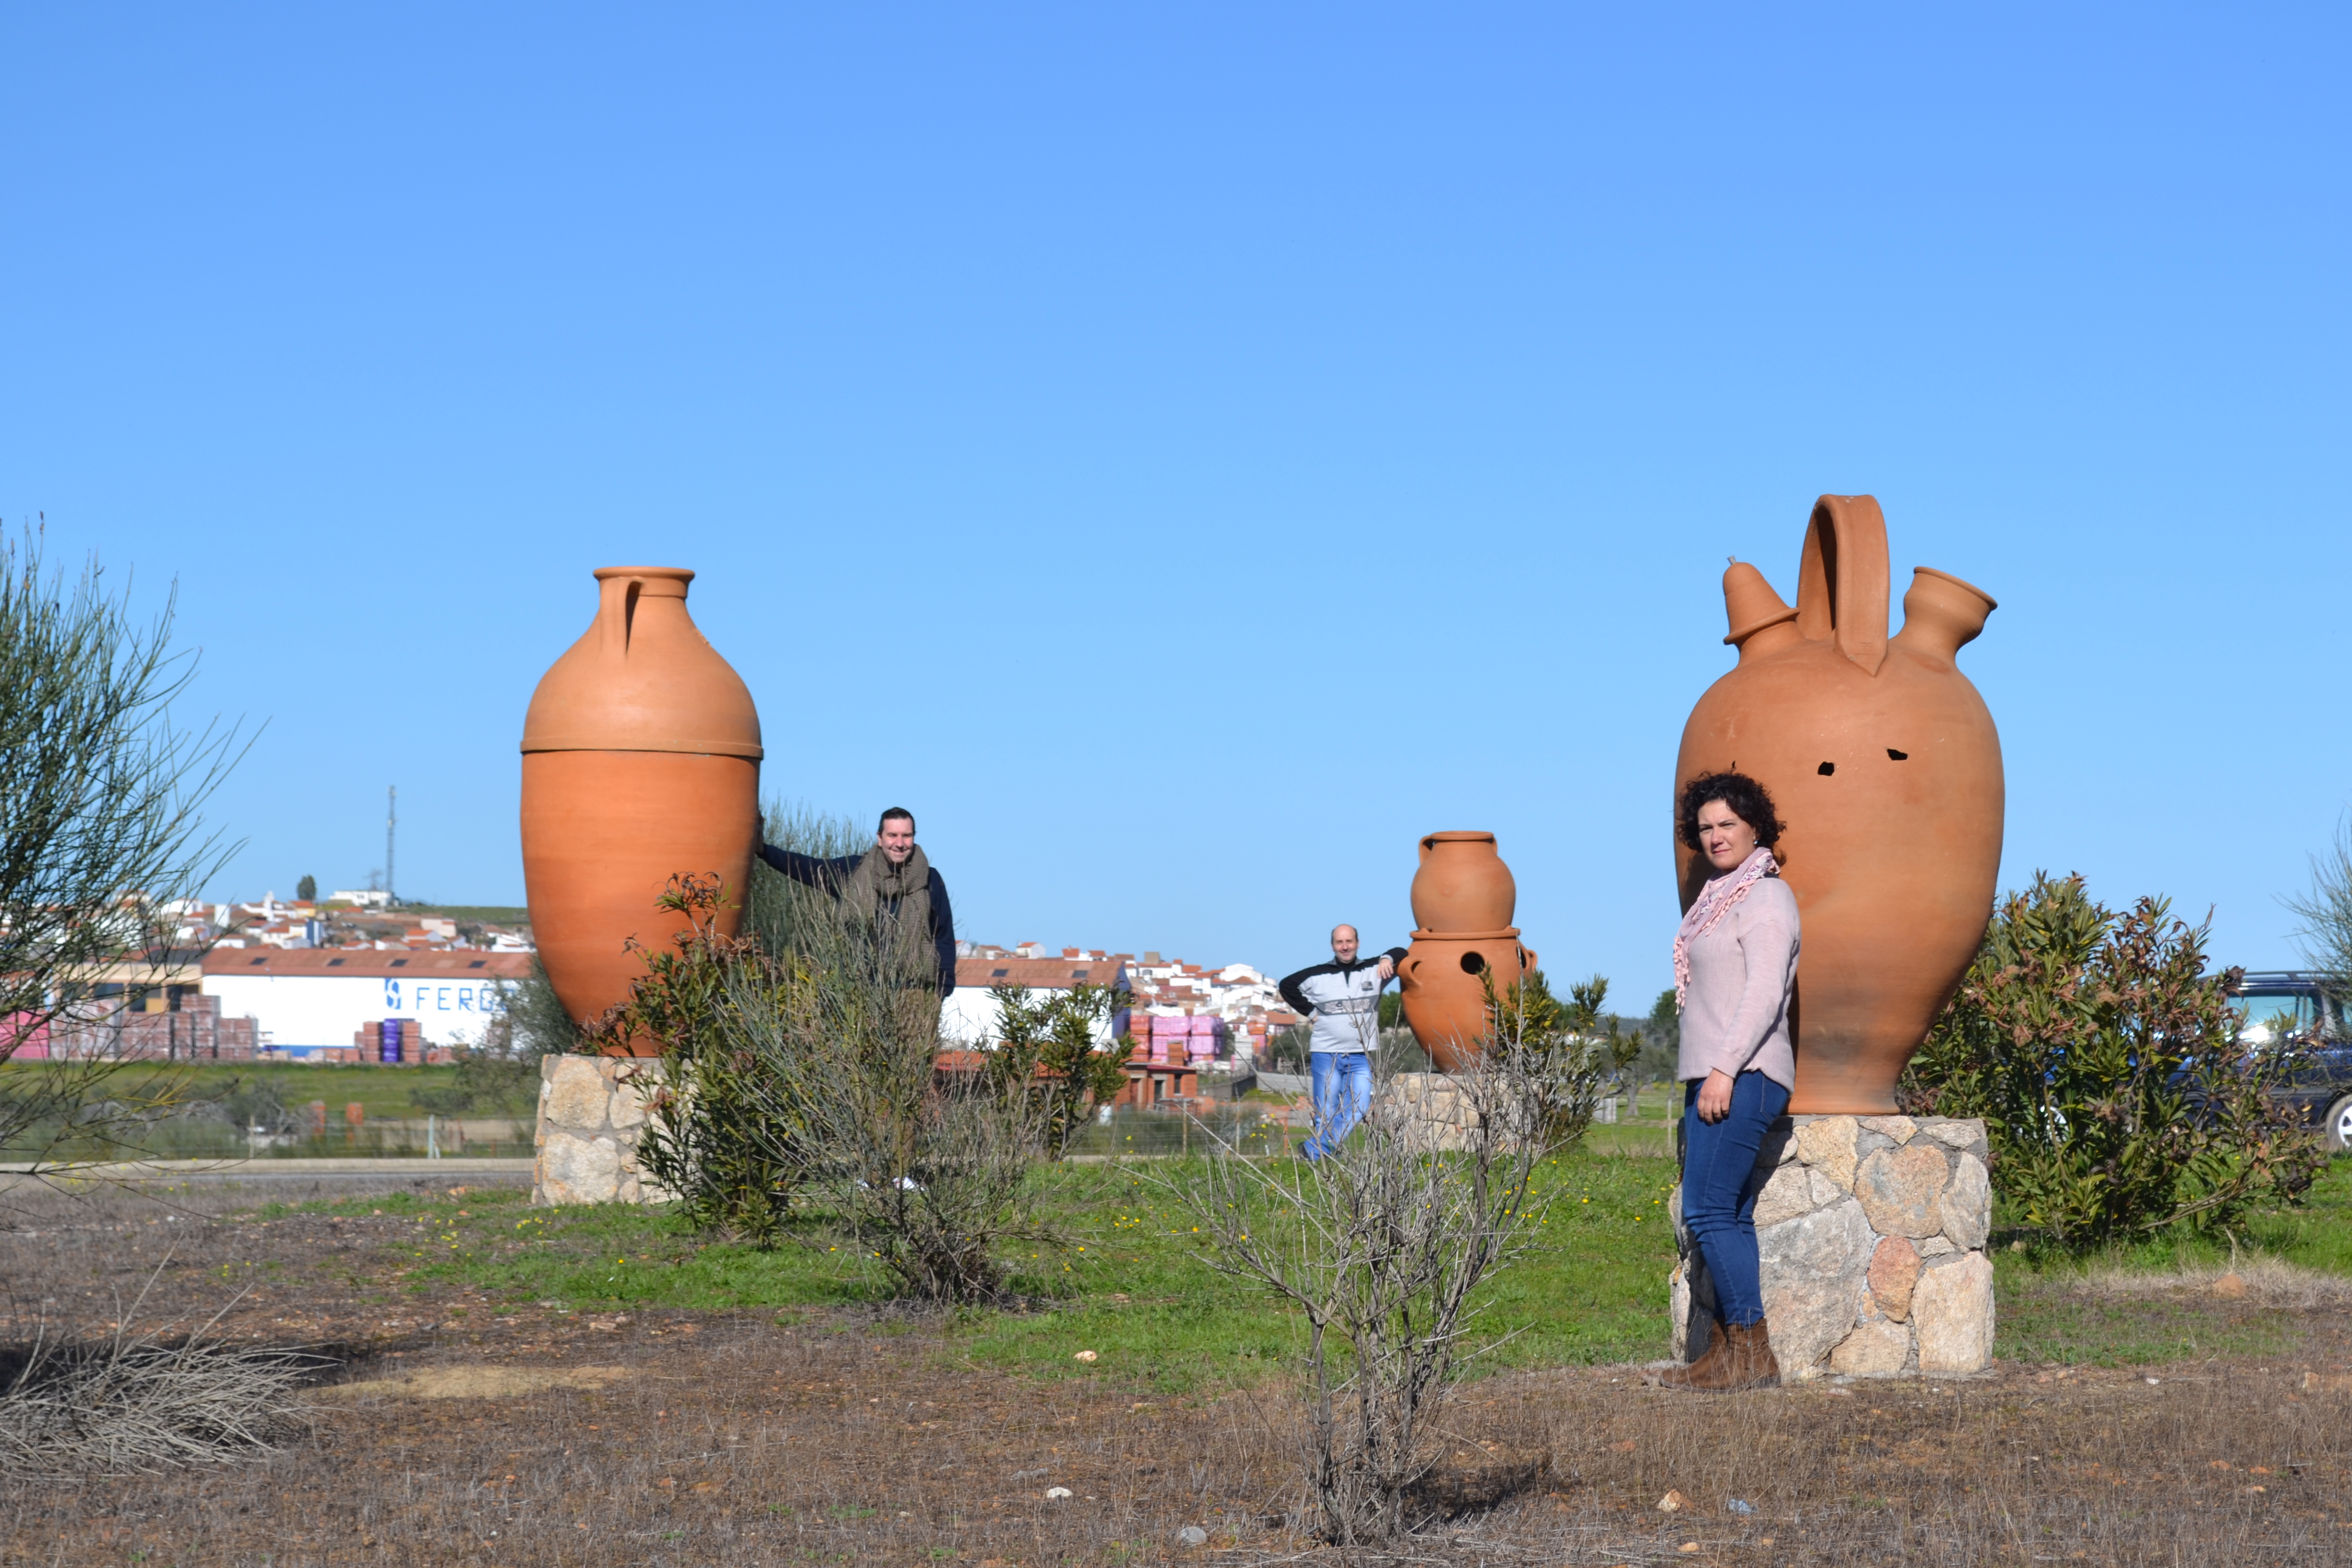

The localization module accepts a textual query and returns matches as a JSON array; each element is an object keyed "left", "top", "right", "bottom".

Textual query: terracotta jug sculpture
[
  {"left": 1409, "top": 831, "right": 1517, "bottom": 933},
  {"left": 521, "top": 567, "right": 763, "bottom": 1052},
  {"left": 1399, "top": 831, "right": 1538, "bottom": 1072},
  {"left": 1673, "top": 496, "right": 2002, "bottom": 1113}
]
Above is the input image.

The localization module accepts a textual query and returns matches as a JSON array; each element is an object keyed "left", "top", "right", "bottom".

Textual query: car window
[{"left": 2235, "top": 992, "right": 2320, "bottom": 1044}]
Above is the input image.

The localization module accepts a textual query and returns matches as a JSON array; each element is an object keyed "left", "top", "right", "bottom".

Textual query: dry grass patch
[
  {"left": 324, "top": 1364, "right": 633, "bottom": 1400},
  {"left": 2072, "top": 1255, "right": 2352, "bottom": 1310}
]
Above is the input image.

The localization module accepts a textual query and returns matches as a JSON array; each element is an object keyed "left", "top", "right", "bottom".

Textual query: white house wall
[
  {"left": 203, "top": 973, "right": 507, "bottom": 1048},
  {"left": 939, "top": 988, "right": 1117, "bottom": 1050}
]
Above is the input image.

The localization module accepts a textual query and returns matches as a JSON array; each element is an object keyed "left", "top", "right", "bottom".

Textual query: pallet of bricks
[{"left": 44, "top": 998, "right": 260, "bottom": 1060}]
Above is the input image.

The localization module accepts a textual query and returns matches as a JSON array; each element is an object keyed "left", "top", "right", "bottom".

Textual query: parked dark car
[{"left": 2227, "top": 971, "right": 2352, "bottom": 1151}]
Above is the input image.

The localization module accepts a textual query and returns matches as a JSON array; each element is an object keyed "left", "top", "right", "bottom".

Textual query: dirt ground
[{"left": 5, "top": 1178, "right": 2352, "bottom": 1566}]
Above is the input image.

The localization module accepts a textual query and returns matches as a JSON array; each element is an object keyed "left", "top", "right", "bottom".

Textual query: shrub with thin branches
[
  {"left": 721, "top": 905, "right": 1057, "bottom": 1303},
  {"left": 1149, "top": 998, "right": 1602, "bottom": 1547},
  {"left": 2284, "top": 815, "right": 2352, "bottom": 1004},
  {"left": 0, "top": 524, "right": 248, "bottom": 1172},
  {"left": 615, "top": 807, "right": 878, "bottom": 1243},
  {"left": 614, "top": 801, "right": 1061, "bottom": 1297}
]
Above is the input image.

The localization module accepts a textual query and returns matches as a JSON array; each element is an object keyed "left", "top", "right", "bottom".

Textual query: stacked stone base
[
  {"left": 1378, "top": 1072, "right": 1484, "bottom": 1150},
  {"left": 1671, "top": 1114, "right": 1993, "bottom": 1379},
  {"left": 533, "top": 1054, "right": 672, "bottom": 1206}
]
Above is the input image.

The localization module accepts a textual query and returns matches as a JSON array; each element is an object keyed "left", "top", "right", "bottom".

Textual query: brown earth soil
[{"left": 5, "top": 1179, "right": 2352, "bottom": 1565}]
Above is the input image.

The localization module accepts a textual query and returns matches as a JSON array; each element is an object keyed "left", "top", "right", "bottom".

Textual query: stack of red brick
[{"left": 20, "top": 999, "right": 262, "bottom": 1061}]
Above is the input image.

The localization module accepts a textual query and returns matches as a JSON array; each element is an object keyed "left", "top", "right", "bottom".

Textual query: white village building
[{"left": 201, "top": 949, "right": 534, "bottom": 1054}]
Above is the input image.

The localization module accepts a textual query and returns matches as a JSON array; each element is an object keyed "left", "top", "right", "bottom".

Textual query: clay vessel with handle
[
  {"left": 521, "top": 567, "right": 763, "bottom": 1054},
  {"left": 1674, "top": 497, "right": 2002, "bottom": 1112},
  {"left": 1410, "top": 831, "right": 1517, "bottom": 934}
]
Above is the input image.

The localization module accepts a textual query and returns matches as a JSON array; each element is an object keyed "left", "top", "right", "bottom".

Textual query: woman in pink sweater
[{"left": 1659, "top": 771, "right": 1798, "bottom": 1392}]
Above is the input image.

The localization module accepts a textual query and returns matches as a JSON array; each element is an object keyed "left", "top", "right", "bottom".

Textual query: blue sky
[{"left": 6, "top": 5, "right": 2347, "bottom": 1004}]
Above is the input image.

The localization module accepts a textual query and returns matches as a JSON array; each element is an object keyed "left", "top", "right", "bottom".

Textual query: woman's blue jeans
[
  {"left": 1680, "top": 1070, "right": 1793, "bottom": 1328},
  {"left": 1303, "top": 1051, "right": 1373, "bottom": 1159}
]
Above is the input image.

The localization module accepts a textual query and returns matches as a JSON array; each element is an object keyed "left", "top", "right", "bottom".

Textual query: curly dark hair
[{"left": 1676, "top": 771, "right": 1783, "bottom": 852}]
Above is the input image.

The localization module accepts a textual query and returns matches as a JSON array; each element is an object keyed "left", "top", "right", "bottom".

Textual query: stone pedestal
[
  {"left": 1669, "top": 1114, "right": 1993, "bottom": 1379},
  {"left": 1378, "top": 1072, "right": 1484, "bottom": 1149},
  {"left": 532, "top": 1054, "right": 672, "bottom": 1206}
]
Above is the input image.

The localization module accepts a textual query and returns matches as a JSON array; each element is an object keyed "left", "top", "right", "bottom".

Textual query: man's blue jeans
[
  {"left": 1680, "top": 1070, "right": 1793, "bottom": 1328},
  {"left": 1302, "top": 1051, "right": 1373, "bottom": 1160}
]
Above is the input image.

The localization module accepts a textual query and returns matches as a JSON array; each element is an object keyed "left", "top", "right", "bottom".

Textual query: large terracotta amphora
[
  {"left": 1673, "top": 497, "right": 2002, "bottom": 1113},
  {"left": 1399, "top": 830, "right": 1537, "bottom": 1072},
  {"left": 521, "top": 568, "right": 763, "bottom": 1052}
]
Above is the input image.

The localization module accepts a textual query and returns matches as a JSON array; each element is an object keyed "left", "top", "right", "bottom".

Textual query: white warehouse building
[{"left": 201, "top": 948, "right": 535, "bottom": 1054}]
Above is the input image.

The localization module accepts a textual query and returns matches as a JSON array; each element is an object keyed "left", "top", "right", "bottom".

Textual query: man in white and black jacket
[{"left": 1277, "top": 925, "right": 1408, "bottom": 1159}]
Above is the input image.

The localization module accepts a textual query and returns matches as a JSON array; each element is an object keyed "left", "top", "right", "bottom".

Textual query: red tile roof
[
  {"left": 201, "top": 949, "right": 534, "bottom": 979},
  {"left": 955, "top": 957, "right": 1129, "bottom": 990}
]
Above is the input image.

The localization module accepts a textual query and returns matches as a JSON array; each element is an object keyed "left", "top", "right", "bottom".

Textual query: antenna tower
[{"left": 386, "top": 785, "right": 397, "bottom": 906}]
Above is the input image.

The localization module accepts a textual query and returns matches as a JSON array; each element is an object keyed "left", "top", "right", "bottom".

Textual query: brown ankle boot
[
  {"left": 1656, "top": 1320, "right": 1736, "bottom": 1390},
  {"left": 1722, "top": 1320, "right": 1781, "bottom": 1390}
]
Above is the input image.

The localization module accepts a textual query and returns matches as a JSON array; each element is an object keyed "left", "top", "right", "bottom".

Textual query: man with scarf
[{"left": 753, "top": 807, "right": 958, "bottom": 997}]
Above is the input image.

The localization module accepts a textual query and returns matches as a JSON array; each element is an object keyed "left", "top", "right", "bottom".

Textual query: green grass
[
  {"left": 1990, "top": 1285, "right": 2314, "bottom": 1366},
  {"left": 238, "top": 1145, "right": 2352, "bottom": 1386},
  {"left": 2, "top": 1061, "right": 477, "bottom": 1120},
  {"left": 3, "top": 1060, "right": 533, "bottom": 1160},
  {"left": 1986, "top": 1157, "right": 2352, "bottom": 1366},
  {"left": 168, "top": 1062, "right": 479, "bottom": 1117},
  {"left": 250, "top": 1145, "right": 1686, "bottom": 1389}
]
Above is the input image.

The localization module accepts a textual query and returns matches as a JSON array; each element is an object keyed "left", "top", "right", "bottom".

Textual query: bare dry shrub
[
  {"left": 1149, "top": 1039, "right": 1583, "bottom": 1548},
  {"left": 0, "top": 1288, "right": 320, "bottom": 1476}
]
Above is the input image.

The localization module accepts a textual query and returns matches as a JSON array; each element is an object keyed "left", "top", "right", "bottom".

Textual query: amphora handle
[{"left": 1796, "top": 495, "right": 1891, "bottom": 676}]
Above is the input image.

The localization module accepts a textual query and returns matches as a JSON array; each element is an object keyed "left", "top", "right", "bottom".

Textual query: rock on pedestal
[
  {"left": 1669, "top": 1114, "right": 1993, "bottom": 1380},
  {"left": 532, "top": 1054, "right": 672, "bottom": 1206}
]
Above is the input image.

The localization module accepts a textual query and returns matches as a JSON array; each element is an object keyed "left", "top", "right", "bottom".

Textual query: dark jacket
[{"left": 754, "top": 845, "right": 958, "bottom": 997}]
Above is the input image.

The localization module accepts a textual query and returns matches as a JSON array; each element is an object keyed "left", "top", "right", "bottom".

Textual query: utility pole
[{"left": 386, "top": 785, "right": 397, "bottom": 906}]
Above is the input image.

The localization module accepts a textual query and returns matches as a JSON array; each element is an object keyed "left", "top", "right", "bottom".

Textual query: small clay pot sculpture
[
  {"left": 1673, "top": 497, "right": 2002, "bottom": 1113},
  {"left": 1399, "top": 832, "right": 1538, "bottom": 1072},
  {"left": 521, "top": 567, "right": 763, "bottom": 1052}
]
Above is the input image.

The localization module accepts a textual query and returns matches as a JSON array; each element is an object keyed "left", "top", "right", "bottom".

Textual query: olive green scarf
[{"left": 843, "top": 842, "right": 932, "bottom": 938}]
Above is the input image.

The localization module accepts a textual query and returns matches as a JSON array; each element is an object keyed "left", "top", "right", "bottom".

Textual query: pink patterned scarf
[{"left": 1673, "top": 845, "right": 1780, "bottom": 1008}]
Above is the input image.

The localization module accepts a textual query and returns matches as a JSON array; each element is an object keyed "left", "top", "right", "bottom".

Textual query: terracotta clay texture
[
  {"left": 1400, "top": 831, "right": 1536, "bottom": 1072},
  {"left": 1674, "top": 497, "right": 2001, "bottom": 1113},
  {"left": 1399, "top": 931, "right": 1538, "bottom": 1073},
  {"left": 1409, "top": 831, "right": 1517, "bottom": 933},
  {"left": 521, "top": 568, "right": 762, "bottom": 1052}
]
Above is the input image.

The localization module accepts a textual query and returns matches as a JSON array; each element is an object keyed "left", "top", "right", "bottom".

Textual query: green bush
[
  {"left": 496, "top": 956, "right": 582, "bottom": 1058},
  {"left": 408, "top": 1044, "right": 539, "bottom": 1122},
  {"left": 600, "top": 875, "right": 808, "bottom": 1245},
  {"left": 1265, "top": 1024, "right": 1310, "bottom": 1072},
  {"left": 1483, "top": 969, "right": 1640, "bottom": 1142},
  {"left": 982, "top": 983, "right": 1131, "bottom": 1159},
  {"left": 1899, "top": 872, "right": 2325, "bottom": 1248},
  {"left": 719, "top": 880, "right": 1053, "bottom": 1305}
]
